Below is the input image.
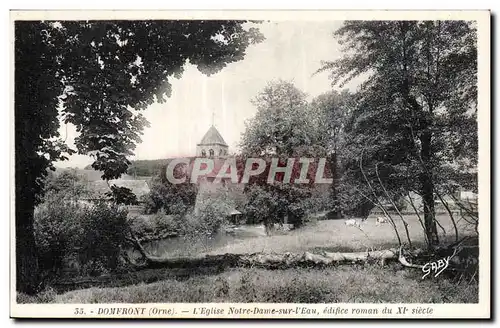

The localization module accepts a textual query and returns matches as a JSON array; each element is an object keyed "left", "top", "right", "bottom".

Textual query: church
[
  {"left": 196, "top": 125, "right": 229, "bottom": 159},
  {"left": 193, "top": 124, "right": 244, "bottom": 224},
  {"left": 193, "top": 124, "right": 232, "bottom": 184}
]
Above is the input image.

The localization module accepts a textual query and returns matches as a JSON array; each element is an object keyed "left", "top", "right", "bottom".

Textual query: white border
[{"left": 7, "top": 8, "right": 492, "bottom": 321}]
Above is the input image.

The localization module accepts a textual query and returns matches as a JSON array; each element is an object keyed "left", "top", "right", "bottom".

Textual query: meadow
[
  {"left": 19, "top": 265, "right": 478, "bottom": 304},
  {"left": 137, "top": 213, "right": 474, "bottom": 258},
  {"left": 18, "top": 213, "right": 478, "bottom": 304}
]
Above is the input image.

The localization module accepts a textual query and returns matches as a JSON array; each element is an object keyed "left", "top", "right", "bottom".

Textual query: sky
[{"left": 57, "top": 20, "right": 355, "bottom": 169}]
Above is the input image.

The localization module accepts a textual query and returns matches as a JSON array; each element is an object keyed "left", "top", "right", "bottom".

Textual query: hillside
[{"left": 84, "top": 159, "right": 170, "bottom": 178}]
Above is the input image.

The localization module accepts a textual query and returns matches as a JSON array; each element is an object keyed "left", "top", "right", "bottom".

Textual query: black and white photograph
[{"left": 10, "top": 10, "right": 490, "bottom": 319}]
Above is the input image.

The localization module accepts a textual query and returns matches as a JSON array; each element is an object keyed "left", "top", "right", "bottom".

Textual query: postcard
[{"left": 10, "top": 9, "right": 491, "bottom": 319}]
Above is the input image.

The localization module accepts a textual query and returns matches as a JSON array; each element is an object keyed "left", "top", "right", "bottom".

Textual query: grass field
[
  {"left": 211, "top": 214, "right": 474, "bottom": 255},
  {"left": 19, "top": 266, "right": 478, "bottom": 304},
  {"left": 140, "top": 213, "right": 475, "bottom": 258},
  {"left": 19, "top": 213, "right": 478, "bottom": 304}
]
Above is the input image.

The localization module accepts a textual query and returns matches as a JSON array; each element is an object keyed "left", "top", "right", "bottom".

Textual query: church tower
[
  {"left": 193, "top": 124, "right": 234, "bottom": 216},
  {"left": 196, "top": 125, "right": 229, "bottom": 158}
]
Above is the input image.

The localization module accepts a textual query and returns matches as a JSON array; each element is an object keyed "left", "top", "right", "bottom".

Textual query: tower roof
[{"left": 198, "top": 125, "right": 228, "bottom": 147}]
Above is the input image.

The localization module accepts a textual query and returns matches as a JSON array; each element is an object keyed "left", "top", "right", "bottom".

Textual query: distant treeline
[{"left": 85, "top": 159, "right": 169, "bottom": 178}]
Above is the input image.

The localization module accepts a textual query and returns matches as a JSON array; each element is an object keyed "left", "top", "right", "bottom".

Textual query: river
[{"left": 128, "top": 224, "right": 268, "bottom": 260}]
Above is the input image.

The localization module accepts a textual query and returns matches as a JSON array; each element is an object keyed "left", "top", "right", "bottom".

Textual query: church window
[
  {"left": 201, "top": 149, "right": 206, "bottom": 157},
  {"left": 219, "top": 149, "right": 223, "bottom": 156},
  {"left": 209, "top": 149, "right": 214, "bottom": 157}
]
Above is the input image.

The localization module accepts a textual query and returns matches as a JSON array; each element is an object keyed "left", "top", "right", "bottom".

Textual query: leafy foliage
[
  {"left": 34, "top": 196, "right": 83, "bottom": 279},
  {"left": 141, "top": 178, "right": 197, "bottom": 215},
  {"left": 105, "top": 185, "right": 138, "bottom": 205},
  {"left": 310, "top": 90, "right": 356, "bottom": 155},
  {"left": 43, "top": 169, "right": 89, "bottom": 200},
  {"left": 241, "top": 80, "right": 326, "bottom": 157},
  {"left": 151, "top": 213, "right": 180, "bottom": 233},
  {"left": 15, "top": 20, "right": 263, "bottom": 293},
  {"left": 243, "top": 183, "right": 316, "bottom": 229},
  {"left": 182, "top": 198, "right": 232, "bottom": 236},
  {"left": 319, "top": 21, "right": 477, "bottom": 245},
  {"left": 129, "top": 213, "right": 180, "bottom": 241},
  {"left": 78, "top": 202, "right": 130, "bottom": 276},
  {"left": 35, "top": 197, "right": 130, "bottom": 279},
  {"left": 310, "top": 90, "right": 357, "bottom": 217},
  {"left": 240, "top": 81, "right": 333, "bottom": 229},
  {"left": 243, "top": 184, "right": 281, "bottom": 226}
]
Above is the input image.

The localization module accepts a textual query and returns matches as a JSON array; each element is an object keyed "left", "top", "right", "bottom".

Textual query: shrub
[
  {"left": 142, "top": 180, "right": 197, "bottom": 215},
  {"left": 243, "top": 183, "right": 314, "bottom": 230},
  {"left": 180, "top": 198, "right": 231, "bottom": 236},
  {"left": 151, "top": 212, "right": 179, "bottom": 232},
  {"left": 77, "top": 202, "right": 129, "bottom": 275},
  {"left": 34, "top": 194, "right": 85, "bottom": 278},
  {"left": 129, "top": 213, "right": 181, "bottom": 241},
  {"left": 129, "top": 215, "right": 156, "bottom": 237}
]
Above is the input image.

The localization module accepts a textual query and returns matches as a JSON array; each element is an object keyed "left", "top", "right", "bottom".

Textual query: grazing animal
[
  {"left": 376, "top": 216, "right": 388, "bottom": 225},
  {"left": 345, "top": 219, "right": 361, "bottom": 228}
]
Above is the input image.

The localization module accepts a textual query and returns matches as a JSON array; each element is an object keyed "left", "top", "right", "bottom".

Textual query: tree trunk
[
  {"left": 15, "top": 129, "right": 41, "bottom": 294},
  {"left": 328, "top": 152, "right": 342, "bottom": 219},
  {"left": 420, "top": 131, "right": 439, "bottom": 246},
  {"left": 16, "top": 206, "right": 40, "bottom": 295},
  {"left": 129, "top": 231, "right": 421, "bottom": 269}
]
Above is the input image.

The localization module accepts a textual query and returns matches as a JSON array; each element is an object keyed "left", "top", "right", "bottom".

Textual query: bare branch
[
  {"left": 375, "top": 163, "right": 412, "bottom": 247},
  {"left": 404, "top": 190, "right": 429, "bottom": 245},
  {"left": 398, "top": 245, "right": 424, "bottom": 269},
  {"left": 358, "top": 150, "right": 402, "bottom": 245}
]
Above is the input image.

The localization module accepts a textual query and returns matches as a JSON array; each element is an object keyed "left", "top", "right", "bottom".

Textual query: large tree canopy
[
  {"left": 15, "top": 20, "right": 263, "bottom": 294},
  {"left": 240, "top": 80, "right": 326, "bottom": 158},
  {"left": 319, "top": 21, "right": 477, "bottom": 245},
  {"left": 239, "top": 80, "right": 331, "bottom": 230},
  {"left": 310, "top": 90, "right": 357, "bottom": 218}
]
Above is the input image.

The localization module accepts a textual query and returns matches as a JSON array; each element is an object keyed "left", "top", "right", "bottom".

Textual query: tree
[
  {"left": 319, "top": 21, "right": 477, "bottom": 246},
  {"left": 44, "top": 169, "right": 88, "bottom": 200},
  {"left": 240, "top": 80, "right": 329, "bottom": 230},
  {"left": 142, "top": 178, "right": 198, "bottom": 216},
  {"left": 241, "top": 80, "right": 325, "bottom": 157},
  {"left": 310, "top": 90, "right": 356, "bottom": 219},
  {"left": 15, "top": 20, "right": 263, "bottom": 294},
  {"left": 105, "top": 185, "right": 139, "bottom": 206},
  {"left": 243, "top": 184, "right": 284, "bottom": 232},
  {"left": 35, "top": 198, "right": 130, "bottom": 279}
]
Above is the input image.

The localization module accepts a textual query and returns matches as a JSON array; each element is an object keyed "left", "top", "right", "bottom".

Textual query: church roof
[{"left": 198, "top": 125, "right": 228, "bottom": 147}]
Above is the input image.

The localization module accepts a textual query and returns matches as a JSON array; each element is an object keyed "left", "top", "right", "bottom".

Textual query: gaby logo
[
  {"left": 165, "top": 157, "right": 333, "bottom": 185},
  {"left": 421, "top": 257, "right": 452, "bottom": 279},
  {"left": 421, "top": 248, "right": 458, "bottom": 279}
]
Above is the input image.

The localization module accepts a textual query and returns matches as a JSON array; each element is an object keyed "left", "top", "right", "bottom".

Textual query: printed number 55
[{"left": 74, "top": 308, "right": 85, "bottom": 315}]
